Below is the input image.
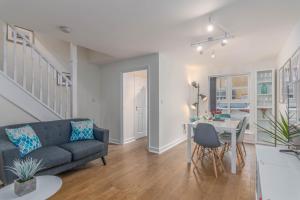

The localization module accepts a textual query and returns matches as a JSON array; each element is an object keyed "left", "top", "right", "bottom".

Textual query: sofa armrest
[
  {"left": 93, "top": 127, "right": 109, "bottom": 144},
  {"left": 93, "top": 127, "right": 109, "bottom": 156},
  {"left": 0, "top": 140, "right": 20, "bottom": 185}
]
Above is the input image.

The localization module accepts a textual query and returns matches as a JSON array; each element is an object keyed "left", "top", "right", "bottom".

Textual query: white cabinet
[
  {"left": 256, "top": 145, "right": 300, "bottom": 200},
  {"left": 255, "top": 69, "right": 276, "bottom": 144}
]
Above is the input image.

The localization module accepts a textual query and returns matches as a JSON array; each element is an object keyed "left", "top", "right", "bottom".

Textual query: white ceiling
[{"left": 0, "top": 0, "right": 300, "bottom": 66}]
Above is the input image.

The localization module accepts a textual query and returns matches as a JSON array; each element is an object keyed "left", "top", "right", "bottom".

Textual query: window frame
[{"left": 210, "top": 73, "right": 250, "bottom": 114}]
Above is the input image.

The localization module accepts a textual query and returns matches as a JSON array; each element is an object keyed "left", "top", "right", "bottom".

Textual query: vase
[
  {"left": 14, "top": 177, "right": 36, "bottom": 196},
  {"left": 261, "top": 83, "right": 268, "bottom": 94}
]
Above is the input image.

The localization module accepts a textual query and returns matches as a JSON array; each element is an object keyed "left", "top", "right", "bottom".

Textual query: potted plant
[
  {"left": 6, "top": 158, "right": 43, "bottom": 196},
  {"left": 256, "top": 111, "right": 300, "bottom": 147}
]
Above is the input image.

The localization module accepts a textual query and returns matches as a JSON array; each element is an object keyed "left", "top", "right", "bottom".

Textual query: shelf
[
  {"left": 257, "top": 80, "right": 272, "bottom": 83},
  {"left": 257, "top": 94, "right": 272, "bottom": 96},
  {"left": 257, "top": 106, "right": 272, "bottom": 109}
]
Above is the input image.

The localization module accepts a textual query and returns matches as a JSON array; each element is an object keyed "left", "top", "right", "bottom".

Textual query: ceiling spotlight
[
  {"left": 207, "top": 16, "right": 214, "bottom": 32},
  {"left": 211, "top": 52, "right": 216, "bottom": 59},
  {"left": 58, "top": 26, "right": 72, "bottom": 34},
  {"left": 196, "top": 46, "right": 203, "bottom": 52},
  {"left": 207, "top": 24, "right": 214, "bottom": 32},
  {"left": 221, "top": 39, "right": 228, "bottom": 46}
]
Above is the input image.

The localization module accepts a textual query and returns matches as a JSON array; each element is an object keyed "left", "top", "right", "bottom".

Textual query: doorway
[{"left": 122, "top": 69, "right": 148, "bottom": 145}]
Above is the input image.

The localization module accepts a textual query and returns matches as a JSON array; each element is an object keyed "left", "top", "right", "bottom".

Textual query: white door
[{"left": 134, "top": 74, "right": 147, "bottom": 139}]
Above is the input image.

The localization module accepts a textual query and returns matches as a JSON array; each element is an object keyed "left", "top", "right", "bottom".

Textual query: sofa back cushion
[
  {"left": 5, "top": 125, "right": 42, "bottom": 157},
  {"left": 0, "top": 118, "right": 89, "bottom": 146}
]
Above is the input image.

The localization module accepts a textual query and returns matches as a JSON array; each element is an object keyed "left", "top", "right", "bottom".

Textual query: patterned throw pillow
[
  {"left": 70, "top": 120, "right": 94, "bottom": 142},
  {"left": 5, "top": 125, "right": 42, "bottom": 157}
]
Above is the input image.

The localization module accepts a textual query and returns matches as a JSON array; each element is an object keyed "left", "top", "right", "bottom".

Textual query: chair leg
[
  {"left": 211, "top": 149, "right": 218, "bottom": 178},
  {"left": 101, "top": 156, "right": 107, "bottom": 165},
  {"left": 196, "top": 145, "right": 200, "bottom": 155},
  {"left": 242, "top": 142, "right": 247, "bottom": 156},
  {"left": 201, "top": 147, "right": 206, "bottom": 160},
  {"left": 192, "top": 144, "right": 198, "bottom": 160},
  {"left": 225, "top": 143, "right": 230, "bottom": 152},
  {"left": 220, "top": 143, "right": 227, "bottom": 160},
  {"left": 192, "top": 144, "right": 199, "bottom": 166},
  {"left": 192, "top": 145, "right": 204, "bottom": 174},
  {"left": 215, "top": 149, "right": 225, "bottom": 172},
  {"left": 237, "top": 144, "right": 245, "bottom": 167}
]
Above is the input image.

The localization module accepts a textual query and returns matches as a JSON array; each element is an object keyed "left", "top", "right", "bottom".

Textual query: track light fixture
[
  {"left": 196, "top": 45, "right": 203, "bottom": 52},
  {"left": 191, "top": 16, "right": 233, "bottom": 58},
  {"left": 211, "top": 51, "right": 216, "bottom": 58},
  {"left": 221, "top": 39, "right": 228, "bottom": 46},
  {"left": 207, "top": 17, "right": 214, "bottom": 32}
]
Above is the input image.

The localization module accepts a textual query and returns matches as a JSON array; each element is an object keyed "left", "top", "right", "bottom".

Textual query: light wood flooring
[{"left": 51, "top": 138, "right": 256, "bottom": 200}]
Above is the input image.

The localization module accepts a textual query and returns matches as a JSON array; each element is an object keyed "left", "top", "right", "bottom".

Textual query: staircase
[{"left": 0, "top": 24, "right": 72, "bottom": 121}]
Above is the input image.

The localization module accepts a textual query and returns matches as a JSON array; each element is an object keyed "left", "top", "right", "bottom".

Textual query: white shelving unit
[{"left": 255, "top": 69, "right": 276, "bottom": 144}]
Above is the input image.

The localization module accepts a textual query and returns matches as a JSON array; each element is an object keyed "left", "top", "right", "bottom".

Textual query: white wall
[
  {"left": 277, "top": 21, "right": 300, "bottom": 113},
  {"left": 278, "top": 21, "right": 300, "bottom": 67},
  {"left": 0, "top": 96, "right": 37, "bottom": 126},
  {"left": 98, "top": 53, "right": 159, "bottom": 150},
  {"left": 158, "top": 53, "right": 190, "bottom": 151},
  {"left": 77, "top": 47, "right": 102, "bottom": 126}
]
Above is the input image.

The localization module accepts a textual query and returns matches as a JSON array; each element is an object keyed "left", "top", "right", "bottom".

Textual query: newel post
[
  {"left": 2, "top": 23, "right": 7, "bottom": 74},
  {"left": 70, "top": 43, "right": 78, "bottom": 118}
]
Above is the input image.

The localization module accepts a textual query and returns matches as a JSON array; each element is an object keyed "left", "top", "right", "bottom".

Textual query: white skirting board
[
  {"left": 109, "top": 137, "right": 136, "bottom": 144},
  {"left": 123, "top": 137, "right": 136, "bottom": 144},
  {"left": 109, "top": 135, "right": 186, "bottom": 154},
  {"left": 109, "top": 138, "right": 122, "bottom": 144},
  {"left": 149, "top": 136, "right": 187, "bottom": 154}
]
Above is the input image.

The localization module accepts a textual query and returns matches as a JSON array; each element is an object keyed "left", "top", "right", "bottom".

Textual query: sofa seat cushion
[
  {"left": 25, "top": 146, "right": 72, "bottom": 170},
  {"left": 60, "top": 140, "right": 104, "bottom": 161}
]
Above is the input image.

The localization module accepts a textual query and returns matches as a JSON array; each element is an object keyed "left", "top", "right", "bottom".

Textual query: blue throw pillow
[
  {"left": 70, "top": 120, "right": 94, "bottom": 142},
  {"left": 5, "top": 125, "right": 42, "bottom": 157}
]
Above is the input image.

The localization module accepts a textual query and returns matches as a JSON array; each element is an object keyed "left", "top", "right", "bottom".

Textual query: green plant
[
  {"left": 6, "top": 158, "right": 43, "bottom": 182},
  {"left": 256, "top": 111, "right": 300, "bottom": 146}
]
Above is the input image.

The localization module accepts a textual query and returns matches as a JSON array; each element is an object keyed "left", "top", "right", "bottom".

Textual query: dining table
[{"left": 186, "top": 119, "right": 240, "bottom": 174}]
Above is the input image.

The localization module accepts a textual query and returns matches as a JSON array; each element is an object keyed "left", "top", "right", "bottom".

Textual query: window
[
  {"left": 216, "top": 77, "right": 227, "bottom": 101},
  {"left": 210, "top": 74, "right": 250, "bottom": 128}
]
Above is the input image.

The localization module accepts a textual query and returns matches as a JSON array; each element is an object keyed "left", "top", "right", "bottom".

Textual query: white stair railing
[{"left": 1, "top": 24, "right": 72, "bottom": 119}]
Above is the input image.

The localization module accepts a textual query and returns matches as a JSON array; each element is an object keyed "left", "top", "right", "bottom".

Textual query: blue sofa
[{"left": 0, "top": 119, "right": 109, "bottom": 185}]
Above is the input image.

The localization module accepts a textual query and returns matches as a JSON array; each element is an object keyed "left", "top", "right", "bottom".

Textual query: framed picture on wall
[
  {"left": 279, "top": 67, "right": 284, "bottom": 103},
  {"left": 283, "top": 60, "right": 291, "bottom": 103},
  {"left": 57, "top": 72, "right": 71, "bottom": 86},
  {"left": 7, "top": 25, "right": 34, "bottom": 44},
  {"left": 291, "top": 48, "right": 300, "bottom": 82}
]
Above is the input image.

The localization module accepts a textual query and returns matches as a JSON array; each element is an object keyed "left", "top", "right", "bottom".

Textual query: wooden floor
[{"left": 51, "top": 138, "right": 256, "bottom": 200}]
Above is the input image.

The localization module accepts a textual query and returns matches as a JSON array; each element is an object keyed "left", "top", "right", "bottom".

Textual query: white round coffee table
[{"left": 0, "top": 175, "right": 62, "bottom": 200}]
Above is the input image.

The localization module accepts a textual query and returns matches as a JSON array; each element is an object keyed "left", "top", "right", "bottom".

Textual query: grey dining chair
[
  {"left": 219, "top": 116, "right": 248, "bottom": 167},
  {"left": 192, "top": 123, "right": 224, "bottom": 178}
]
